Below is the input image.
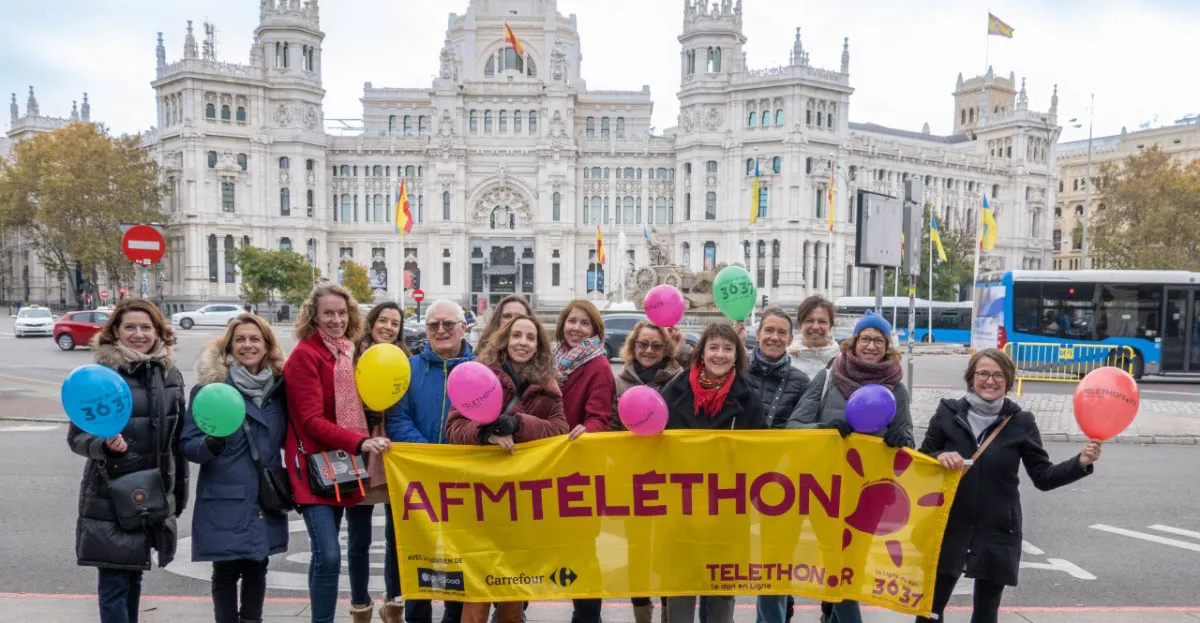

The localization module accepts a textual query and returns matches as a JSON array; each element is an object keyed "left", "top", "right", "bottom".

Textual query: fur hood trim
[
  {"left": 195, "top": 342, "right": 230, "bottom": 385},
  {"left": 91, "top": 339, "right": 175, "bottom": 372}
]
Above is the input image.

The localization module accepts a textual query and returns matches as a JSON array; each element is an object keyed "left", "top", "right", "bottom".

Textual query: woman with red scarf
[{"left": 658, "top": 323, "right": 765, "bottom": 623}]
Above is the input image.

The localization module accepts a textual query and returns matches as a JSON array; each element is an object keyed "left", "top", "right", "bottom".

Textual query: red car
[{"left": 53, "top": 310, "right": 111, "bottom": 351}]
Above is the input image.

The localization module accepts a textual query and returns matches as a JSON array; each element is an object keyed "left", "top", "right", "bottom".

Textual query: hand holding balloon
[
  {"left": 1079, "top": 441, "right": 1102, "bottom": 467},
  {"left": 844, "top": 385, "right": 897, "bottom": 434},
  {"left": 62, "top": 364, "right": 133, "bottom": 439},
  {"left": 104, "top": 435, "right": 128, "bottom": 455}
]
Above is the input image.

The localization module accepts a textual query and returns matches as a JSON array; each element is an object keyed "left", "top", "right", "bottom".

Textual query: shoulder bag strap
[
  {"left": 242, "top": 419, "right": 263, "bottom": 470},
  {"left": 969, "top": 415, "right": 1012, "bottom": 465}
]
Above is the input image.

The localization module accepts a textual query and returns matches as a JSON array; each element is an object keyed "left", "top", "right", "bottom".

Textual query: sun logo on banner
[{"left": 841, "top": 448, "right": 946, "bottom": 567}]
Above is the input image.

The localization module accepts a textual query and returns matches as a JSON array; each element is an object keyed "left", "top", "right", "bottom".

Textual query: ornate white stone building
[{"left": 4, "top": 0, "right": 1060, "bottom": 312}]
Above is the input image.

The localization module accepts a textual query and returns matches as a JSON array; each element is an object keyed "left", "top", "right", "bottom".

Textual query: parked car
[
  {"left": 171, "top": 304, "right": 243, "bottom": 329},
  {"left": 403, "top": 317, "right": 427, "bottom": 354},
  {"left": 601, "top": 313, "right": 699, "bottom": 361},
  {"left": 53, "top": 310, "right": 111, "bottom": 350},
  {"left": 12, "top": 306, "right": 56, "bottom": 338}
]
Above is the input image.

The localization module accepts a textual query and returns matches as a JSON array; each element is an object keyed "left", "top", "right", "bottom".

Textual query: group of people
[{"left": 68, "top": 286, "right": 1102, "bottom": 623}]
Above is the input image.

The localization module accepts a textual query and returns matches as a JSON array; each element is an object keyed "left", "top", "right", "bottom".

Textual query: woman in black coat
[
  {"left": 917, "top": 348, "right": 1101, "bottom": 623},
  {"left": 66, "top": 298, "right": 188, "bottom": 623}
]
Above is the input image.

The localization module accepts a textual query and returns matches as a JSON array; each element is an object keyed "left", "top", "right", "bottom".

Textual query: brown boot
[
  {"left": 379, "top": 601, "right": 404, "bottom": 623},
  {"left": 634, "top": 604, "right": 654, "bottom": 623},
  {"left": 350, "top": 603, "right": 374, "bottom": 623}
]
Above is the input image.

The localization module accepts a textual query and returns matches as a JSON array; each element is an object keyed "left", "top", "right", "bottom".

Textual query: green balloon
[
  {"left": 193, "top": 383, "right": 247, "bottom": 438},
  {"left": 713, "top": 265, "right": 757, "bottom": 321}
]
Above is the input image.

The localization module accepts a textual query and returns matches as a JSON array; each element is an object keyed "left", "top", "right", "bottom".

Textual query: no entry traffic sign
[
  {"left": 121, "top": 225, "right": 166, "bottom": 266},
  {"left": 412, "top": 288, "right": 426, "bottom": 303}
]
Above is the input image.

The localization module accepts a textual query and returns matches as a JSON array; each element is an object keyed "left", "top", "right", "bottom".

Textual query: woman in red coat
[
  {"left": 283, "top": 283, "right": 393, "bottom": 623},
  {"left": 445, "top": 314, "right": 568, "bottom": 623}
]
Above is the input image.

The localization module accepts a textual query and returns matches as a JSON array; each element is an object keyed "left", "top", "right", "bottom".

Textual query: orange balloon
[{"left": 1073, "top": 366, "right": 1139, "bottom": 441}]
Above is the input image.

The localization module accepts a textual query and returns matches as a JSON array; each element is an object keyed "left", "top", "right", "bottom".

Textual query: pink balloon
[
  {"left": 644, "top": 284, "right": 686, "bottom": 327},
  {"left": 618, "top": 386, "right": 669, "bottom": 436},
  {"left": 447, "top": 362, "right": 502, "bottom": 424}
]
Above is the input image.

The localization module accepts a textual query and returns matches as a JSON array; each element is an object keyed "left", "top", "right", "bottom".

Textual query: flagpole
[
  {"left": 892, "top": 269, "right": 899, "bottom": 329},
  {"left": 928, "top": 221, "right": 934, "bottom": 339},
  {"left": 972, "top": 195, "right": 983, "bottom": 301}
]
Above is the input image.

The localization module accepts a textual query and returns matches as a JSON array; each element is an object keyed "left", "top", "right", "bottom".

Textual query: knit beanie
[{"left": 853, "top": 311, "right": 892, "bottom": 340}]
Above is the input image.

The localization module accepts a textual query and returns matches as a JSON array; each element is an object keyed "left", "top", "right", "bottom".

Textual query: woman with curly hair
[{"left": 477, "top": 295, "right": 534, "bottom": 349}]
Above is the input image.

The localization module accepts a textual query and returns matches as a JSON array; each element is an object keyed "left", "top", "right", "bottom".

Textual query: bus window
[
  {"left": 1097, "top": 284, "right": 1161, "bottom": 340},
  {"left": 1039, "top": 282, "right": 1096, "bottom": 339},
  {"left": 936, "top": 311, "right": 959, "bottom": 329},
  {"left": 1012, "top": 281, "right": 1040, "bottom": 334}
]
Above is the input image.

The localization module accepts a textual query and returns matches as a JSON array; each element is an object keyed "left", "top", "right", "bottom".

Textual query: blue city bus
[
  {"left": 971, "top": 270, "right": 1200, "bottom": 378},
  {"left": 835, "top": 296, "right": 973, "bottom": 343}
]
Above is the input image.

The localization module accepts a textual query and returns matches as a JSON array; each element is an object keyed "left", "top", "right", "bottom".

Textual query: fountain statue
[
  {"left": 608, "top": 231, "right": 637, "bottom": 311},
  {"left": 626, "top": 226, "right": 728, "bottom": 312}
]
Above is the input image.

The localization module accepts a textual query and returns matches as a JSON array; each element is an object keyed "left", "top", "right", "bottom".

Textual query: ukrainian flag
[
  {"left": 980, "top": 195, "right": 998, "bottom": 250},
  {"left": 930, "top": 215, "right": 948, "bottom": 262}
]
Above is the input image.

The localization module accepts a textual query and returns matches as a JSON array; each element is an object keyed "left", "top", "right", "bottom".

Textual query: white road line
[
  {"left": 0, "top": 425, "right": 60, "bottom": 432},
  {"left": 1149, "top": 524, "right": 1200, "bottom": 540},
  {"left": 1090, "top": 524, "right": 1200, "bottom": 552},
  {"left": 1021, "top": 540, "right": 1045, "bottom": 555}
]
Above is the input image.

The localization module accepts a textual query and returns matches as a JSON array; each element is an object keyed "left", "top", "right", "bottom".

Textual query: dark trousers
[
  {"left": 212, "top": 558, "right": 269, "bottom": 623},
  {"left": 405, "top": 599, "right": 463, "bottom": 623},
  {"left": 915, "top": 574, "right": 1006, "bottom": 623},
  {"left": 97, "top": 568, "right": 143, "bottom": 623},
  {"left": 571, "top": 598, "right": 603, "bottom": 623},
  {"left": 384, "top": 503, "right": 401, "bottom": 600}
]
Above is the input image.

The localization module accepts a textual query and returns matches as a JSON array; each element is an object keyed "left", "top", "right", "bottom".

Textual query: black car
[{"left": 601, "top": 313, "right": 699, "bottom": 361}]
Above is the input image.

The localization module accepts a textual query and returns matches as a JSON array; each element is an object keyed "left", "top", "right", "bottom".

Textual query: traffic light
[
  {"left": 761, "top": 294, "right": 769, "bottom": 309},
  {"left": 119, "top": 288, "right": 128, "bottom": 299}
]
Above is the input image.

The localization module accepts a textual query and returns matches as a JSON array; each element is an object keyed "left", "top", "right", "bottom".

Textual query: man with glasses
[{"left": 385, "top": 299, "right": 473, "bottom": 623}]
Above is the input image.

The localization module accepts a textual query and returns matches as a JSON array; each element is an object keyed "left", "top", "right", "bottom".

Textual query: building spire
[
  {"left": 26, "top": 86, "right": 38, "bottom": 117},
  {"left": 70, "top": 101, "right": 79, "bottom": 121},
  {"left": 1017, "top": 77, "right": 1028, "bottom": 109},
  {"left": 9, "top": 93, "right": 17, "bottom": 125},
  {"left": 840, "top": 37, "right": 850, "bottom": 73},
  {"left": 1050, "top": 84, "right": 1059, "bottom": 116},
  {"left": 790, "top": 28, "right": 809, "bottom": 67},
  {"left": 184, "top": 20, "right": 198, "bottom": 59},
  {"left": 156, "top": 32, "right": 166, "bottom": 69},
  {"left": 81, "top": 93, "right": 90, "bottom": 122}
]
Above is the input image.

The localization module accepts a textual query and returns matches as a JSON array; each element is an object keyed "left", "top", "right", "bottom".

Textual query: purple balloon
[{"left": 844, "top": 385, "right": 897, "bottom": 434}]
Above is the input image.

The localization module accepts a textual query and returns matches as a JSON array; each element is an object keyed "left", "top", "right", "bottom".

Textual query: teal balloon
[
  {"left": 192, "top": 383, "right": 247, "bottom": 438},
  {"left": 712, "top": 266, "right": 757, "bottom": 321}
]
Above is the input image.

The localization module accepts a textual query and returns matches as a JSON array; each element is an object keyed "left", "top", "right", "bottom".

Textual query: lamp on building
[{"left": 1067, "top": 93, "right": 1094, "bottom": 270}]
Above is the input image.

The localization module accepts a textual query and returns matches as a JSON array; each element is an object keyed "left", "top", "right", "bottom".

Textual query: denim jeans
[
  {"left": 828, "top": 600, "right": 861, "bottom": 623},
  {"left": 212, "top": 558, "right": 268, "bottom": 623},
  {"left": 666, "top": 596, "right": 734, "bottom": 623},
  {"left": 384, "top": 504, "right": 401, "bottom": 601},
  {"left": 406, "top": 599, "right": 463, "bottom": 623},
  {"left": 97, "top": 568, "right": 143, "bottom": 623},
  {"left": 302, "top": 504, "right": 375, "bottom": 623},
  {"left": 755, "top": 595, "right": 787, "bottom": 623}
]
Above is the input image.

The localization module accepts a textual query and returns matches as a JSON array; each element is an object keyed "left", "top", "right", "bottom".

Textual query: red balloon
[{"left": 1073, "top": 366, "right": 1139, "bottom": 441}]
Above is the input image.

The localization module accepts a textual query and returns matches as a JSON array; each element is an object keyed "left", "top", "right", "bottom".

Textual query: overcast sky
[{"left": 4, "top": 0, "right": 1198, "bottom": 143}]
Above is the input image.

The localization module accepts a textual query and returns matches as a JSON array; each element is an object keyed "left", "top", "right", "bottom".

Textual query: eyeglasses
[
  {"left": 634, "top": 340, "right": 665, "bottom": 352},
  {"left": 856, "top": 336, "right": 887, "bottom": 347},
  {"left": 426, "top": 320, "right": 461, "bottom": 333},
  {"left": 973, "top": 370, "right": 1007, "bottom": 383}
]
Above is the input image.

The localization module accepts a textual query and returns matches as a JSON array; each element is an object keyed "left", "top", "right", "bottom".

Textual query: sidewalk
[{"left": 3, "top": 595, "right": 1199, "bottom": 623}]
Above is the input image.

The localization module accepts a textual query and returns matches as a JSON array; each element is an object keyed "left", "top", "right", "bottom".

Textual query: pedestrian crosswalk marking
[
  {"left": 1090, "top": 524, "right": 1200, "bottom": 553},
  {"left": 1148, "top": 524, "right": 1200, "bottom": 541},
  {"left": 0, "top": 425, "right": 60, "bottom": 432}
]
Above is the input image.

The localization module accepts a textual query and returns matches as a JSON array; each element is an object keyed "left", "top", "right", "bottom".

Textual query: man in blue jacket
[{"left": 385, "top": 299, "right": 474, "bottom": 623}]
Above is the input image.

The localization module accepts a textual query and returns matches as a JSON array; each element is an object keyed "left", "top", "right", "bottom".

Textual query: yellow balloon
[{"left": 355, "top": 343, "right": 412, "bottom": 412}]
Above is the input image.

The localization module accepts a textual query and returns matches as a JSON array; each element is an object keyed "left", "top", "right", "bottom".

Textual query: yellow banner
[{"left": 384, "top": 431, "right": 961, "bottom": 616}]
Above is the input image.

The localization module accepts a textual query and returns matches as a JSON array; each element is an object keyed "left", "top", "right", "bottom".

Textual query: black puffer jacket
[
  {"left": 67, "top": 341, "right": 188, "bottom": 571},
  {"left": 743, "top": 349, "right": 810, "bottom": 428}
]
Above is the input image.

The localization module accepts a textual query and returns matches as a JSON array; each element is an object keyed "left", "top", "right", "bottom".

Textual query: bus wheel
[
  {"left": 1108, "top": 349, "right": 1145, "bottom": 381},
  {"left": 921, "top": 333, "right": 934, "bottom": 343}
]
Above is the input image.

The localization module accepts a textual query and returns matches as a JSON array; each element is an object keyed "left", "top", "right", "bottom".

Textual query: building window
[
  {"left": 221, "top": 182, "right": 235, "bottom": 213},
  {"left": 601, "top": 117, "right": 611, "bottom": 138},
  {"left": 615, "top": 117, "right": 625, "bottom": 138},
  {"left": 443, "top": 262, "right": 451, "bottom": 286},
  {"left": 761, "top": 110, "right": 770, "bottom": 126},
  {"left": 224, "top": 235, "right": 236, "bottom": 283},
  {"left": 682, "top": 242, "right": 691, "bottom": 267},
  {"left": 237, "top": 153, "right": 247, "bottom": 171},
  {"left": 514, "top": 110, "right": 523, "bottom": 133},
  {"left": 417, "top": 195, "right": 424, "bottom": 222},
  {"left": 993, "top": 184, "right": 1001, "bottom": 198},
  {"left": 208, "top": 235, "right": 218, "bottom": 282},
  {"left": 702, "top": 241, "right": 717, "bottom": 270},
  {"left": 469, "top": 110, "right": 478, "bottom": 132},
  {"left": 275, "top": 41, "right": 289, "bottom": 68},
  {"left": 758, "top": 186, "right": 769, "bottom": 220},
  {"left": 499, "top": 110, "right": 508, "bottom": 133},
  {"left": 655, "top": 197, "right": 667, "bottom": 225},
  {"left": 528, "top": 111, "right": 537, "bottom": 133},
  {"left": 772, "top": 156, "right": 782, "bottom": 174},
  {"left": 552, "top": 192, "right": 561, "bottom": 221},
  {"left": 280, "top": 237, "right": 292, "bottom": 251},
  {"left": 307, "top": 189, "right": 315, "bottom": 216},
  {"left": 705, "top": 191, "right": 717, "bottom": 220},
  {"left": 405, "top": 165, "right": 416, "bottom": 177},
  {"left": 684, "top": 193, "right": 691, "bottom": 220},
  {"left": 341, "top": 194, "right": 351, "bottom": 222},
  {"left": 403, "top": 116, "right": 413, "bottom": 136},
  {"left": 374, "top": 195, "right": 385, "bottom": 222},
  {"left": 279, "top": 157, "right": 290, "bottom": 170},
  {"left": 775, "top": 109, "right": 784, "bottom": 125},
  {"left": 205, "top": 103, "right": 215, "bottom": 119},
  {"left": 340, "top": 165, "right": 350, "bottom": 176},
  {"left": 746, "top": 158, "right": 756, "bottom": 175},
  {"left": 706, "top": 160, "right": 717, "bottom": 174},
  {"left": 482, "top": 110, "right": 492, "bottom": 133},
  {"left": 280, "top": 188, "right": 290, "bottom": 216},
  {"left": 419, "top": 116, "right": 428, "bottom": 136},
  {"left": 552, "top": 263, "right": 561, "bottom": 287},
  {"left": 748, "top": 111, "right": 756, "bottom": 127},
  {"left": 586, "top": 117, "right": 595, "bottom": 138},
  {"left": 220, "top": 105, "right": 231, "bottom": 120},
  {"left": 207, "top": 151, "right": 217, "bottom": 168},
  {"left": 236, "top": 106, "right": 246, "bottom": 122}
]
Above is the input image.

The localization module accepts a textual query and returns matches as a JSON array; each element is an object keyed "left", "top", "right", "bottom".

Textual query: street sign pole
[{"left": 140, "top": 267, "right": 149, "bottom": 299}]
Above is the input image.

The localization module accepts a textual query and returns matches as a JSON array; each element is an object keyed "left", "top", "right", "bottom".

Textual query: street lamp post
[{"left": 1069, "top": 94, "right": 1095, "bottom": 270}]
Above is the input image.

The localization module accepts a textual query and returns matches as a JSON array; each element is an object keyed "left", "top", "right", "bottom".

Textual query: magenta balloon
[
  {"left": 618, "top": 386, "right": 669, "bottom": 436},
  {"left": 844, "top": 385, "right": 897, "bottom": 434},
  {"left": 446, "top": 362, "right": 502, "bottom": 424},
  {"left": 643, "top": 284, "right": 686, "bottom": 328}
]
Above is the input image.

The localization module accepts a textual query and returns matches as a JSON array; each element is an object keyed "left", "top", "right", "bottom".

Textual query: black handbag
[
  {"left": 101, "top": 380, "right": 170, "bottom": 532},
  {"left": 288, "top": 417, "right": 366, "bottom": 503},
  {"left": 243, "top": 420, "right": 295, "bottom": 514}
]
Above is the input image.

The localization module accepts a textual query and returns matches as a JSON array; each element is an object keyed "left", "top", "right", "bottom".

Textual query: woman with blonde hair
[
  {"left": 182, "top": 314, "right": 288, "bottom": 623},
  {"left": 284, "top": 283, "right": 393, "bottom": 623}
]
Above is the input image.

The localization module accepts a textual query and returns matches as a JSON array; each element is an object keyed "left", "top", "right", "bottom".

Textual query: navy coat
[{"left": 181, "top": 349, "right": 289, "bottom": 562}]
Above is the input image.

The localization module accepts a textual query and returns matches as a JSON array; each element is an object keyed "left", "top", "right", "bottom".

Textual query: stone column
[{"left": 803, "top": 241, "right": 815, "bottom": 296}]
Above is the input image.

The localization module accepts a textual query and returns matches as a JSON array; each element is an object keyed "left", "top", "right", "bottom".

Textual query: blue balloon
[
  {"left": 62, "top": 364, "right": 133, "bottom": 438},
  {"left": 844, "top": 384, "right": 897, "bottom": 434}
]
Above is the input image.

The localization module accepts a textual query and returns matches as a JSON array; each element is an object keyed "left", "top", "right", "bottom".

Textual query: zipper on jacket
[{"left": 438, "top": 360, "right": 447, "bottom": 444}]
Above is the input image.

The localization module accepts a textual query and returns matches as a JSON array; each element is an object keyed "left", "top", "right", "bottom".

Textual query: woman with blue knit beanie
[{"left": 785, "top": 311, "right": 914, "bottom": 623}]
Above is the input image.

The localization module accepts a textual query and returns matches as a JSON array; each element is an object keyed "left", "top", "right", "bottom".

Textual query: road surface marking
[
  {"left": 1021, "top": 540, "right": 1045, "bottom": 555},
  {"left": 0, "top": 425, "right": 59, "bottom": 432},
  {"left": 1148, "top": 524, "right": 1200, "bottom": 540},
  {"left": 1090, "top": 524, "right": 1200, "bottom": 552}
]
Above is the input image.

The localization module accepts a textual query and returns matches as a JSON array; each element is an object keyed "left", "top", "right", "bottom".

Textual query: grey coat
[{"left": 785, "top": 369, "right": 914, "bottom": 447}]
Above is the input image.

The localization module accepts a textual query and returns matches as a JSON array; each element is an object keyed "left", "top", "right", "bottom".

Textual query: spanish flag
[
  {"left": 395, "top": 179, "right": 414, "bottom": 237},
  {"left": 980, "top": 195, "right": 998, "bottom": 250},
  {"left": 749, "top": 158, "right": 760, "bottom": 226},
  {"left": 596, "top": 226, "right": 606, "bottom": 265},
  {"left": 987, "top": 12, "right": 1014, "bottom": 38},
  {"left": 504, "top": 22, "right": 525, "bottom": 56},
  {"left": 930, "top": 215, "right": 948, "bottom": 262}
]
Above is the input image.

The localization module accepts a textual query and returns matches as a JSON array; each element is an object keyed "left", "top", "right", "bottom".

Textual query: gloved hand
[
  {"left": 883, "top": 426, "right": 911, "bottom": 448},
  {"left": 204, "top": 435, "right": 226, "bottom": 455},
  {"left": 821, "top": 418, "right": 854, "bottom": 438},
  {"left": 477, "top": 413, "right": 521, "bottom": 444}
]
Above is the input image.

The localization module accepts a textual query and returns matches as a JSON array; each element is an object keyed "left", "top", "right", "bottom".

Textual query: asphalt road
[{"left": 1, "top": 422, "right": 1196, "bottom": 608}]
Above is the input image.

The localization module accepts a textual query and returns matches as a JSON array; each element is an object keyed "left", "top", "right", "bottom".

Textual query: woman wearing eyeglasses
[
  {"left": 915, "top": 348, "right": 1099, "bottom": 623},
  {"left": 786, "top": 311, "right": 913, "bottom": 623}
]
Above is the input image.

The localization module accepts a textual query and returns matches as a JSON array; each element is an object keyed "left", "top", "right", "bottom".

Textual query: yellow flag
[{"left": 987, "top": 13, "right": 1014, "bottom": 38}]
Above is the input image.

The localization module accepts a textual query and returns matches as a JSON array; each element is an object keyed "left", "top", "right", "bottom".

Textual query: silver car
[{"left": 13, "top": 307, "right": 55, "bottom": 338}]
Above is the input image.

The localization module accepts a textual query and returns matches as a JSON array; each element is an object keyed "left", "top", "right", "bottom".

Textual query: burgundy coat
[
  {"left": 283, "top": 331, "right": 370, "bottom": 506},
  {"left": 560, "top": 355, "right": 615, "bottom": 433},
  {"left": 445, "top": 362, "right": 568, "bottom": 445}
]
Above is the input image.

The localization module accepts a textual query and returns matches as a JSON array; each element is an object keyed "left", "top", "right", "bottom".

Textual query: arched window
[
  {"left": 236, "top": 106, "right": 246, "bottom": 122},
  {"left": 961, "top": 109, "right": 967, "bottom": 124},
  {"left": 340, "top": 165, "right": 350, "bottom": 176},
  {"left": 484, "top": 110, "right": 493, "bottom": 133},
  {"left": 582, "top": 196, "right": 591, "bottom": 224},
  {"left": 207, "top": 151, "right": 217, "bottom": 168},
  {"left": 601, "top": 117, "right": 611, "bottom": 138},
  {"left": 374, "top": 195, "right": 384, "bottom": 222},
  {"left": 513, "top": 110, "right": 523, "bottom": 133},
  {"left": 501, "top": 46, "right": 524, "bottom": 74},
  {"left": 224, "top": 235, "right": 236, "bottom": 283},
  {"left": 969, "top": 108, "right": 975, "bottom": 123},
  {"left": 746, "top": 159, "right": 755, "bottom": 175},
  {"left": 655, "top": 197, "right": 667, "bottom": 225},
  {"left": 208, "top": 235, "right": 219, "bottom": 282},
  {"left": 306, "top": 189, "right": 314, "bottom": 214},
  {"left": 236, "top": 154, "right": 247, "bottom": 171},
  {"left": 469, "top": 110, "right": 478, "bottom": 132},
  {"left": 586, "top": 117, "right": 595, "bottom": 138},
  {"left": 499, "top": 110, "right": 508, "bottom": 133},
  {"left": 702, "top": 241, "right": 716, "bottom": 270},
  {"left": 817, "top": 111, "right": 824, "bottom": 127},
  {"left": 762, "top": 110, "right": 770, "bottom": 126},
  {"left": 403, "top": 116, "right": 413, "bottom": 136},
  {"left": 388, "top": 115, "right": 397, "bottom": 135},
  {"left": 280, "top": 188, "right": 291, "bottom": 216},
  {"left": 827, "top": 111, "right": 834, "bottom": 129},
  {"left": 221, "top": 182, "right": 235, "bottom": 213},
  {"left": 443, "top": 191, "right": 451, "bottom": 220},
  {"left": 485, "top": 56, "right": 495, "bottom": 77},
  {"left": 772, "top": 156, "right": 782, "bottom": 174},
  {"left": 616, "top": 117, "right": 625, "bottom": 138},
  {"left": 372, "top": 165, "right": 382, "bottom": 176},
  {"left": 657, "top": 168, "right": 668, "bottom": 178},
  {"left": 280, "top": 237, "right": 292, "bottom": 251},
  {"left": 406, "top": 166, "right": 416, "bottom": 177},
  {"left": 528, "top": 111, "right": 537, "bottom": 133},
  {"left": 552, "top": 192, "right": 561, "bottom": 221},
  {"left": 340, "top": 194, "right": 351, "bottom": 222},
  {"left": 775, "top": 109, "right": 784, "bottom": 125},
  {"left": 279, "top": 157, "right": 290, "bottom": 170},
  {"left": 621, "top": 197, "right": 635, "bottom": 224},
  {"left": 205, "top": 103, "right": 216, "bottom": 119},
  {"left": 220, "top": 105, "right": 231, "bottom": 120},
  {"left": 418, "top": 116, "right": 428, "bottom": 136},
  {"left": 684, "top": 193, "right": 691, "bottom": 220},
  {"left": 624, "top": 167, "right": 635, "bottom": 179},
  {"left": 705, "top": 192, "right": 717, "bottom": 220},
  {"left": 748, "top": 111, "right": 756, "bottom": 127},
  {"left": 526, "top": 56, "right": 537, "bottom": 77}
]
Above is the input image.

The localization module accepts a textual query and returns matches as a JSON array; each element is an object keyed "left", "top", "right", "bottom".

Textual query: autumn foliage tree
[
  {"left": 227, "top": 246, "right": 317, "bottom": 316},
  {"left": 1091, "top": 146, "right": 1200, "bottom": 270},
  {"left": 0, "top": 123, "right": 165, "bottom": 305},
  {"left": 341, "top": 260, "right": 374, "bottom": 304}
]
